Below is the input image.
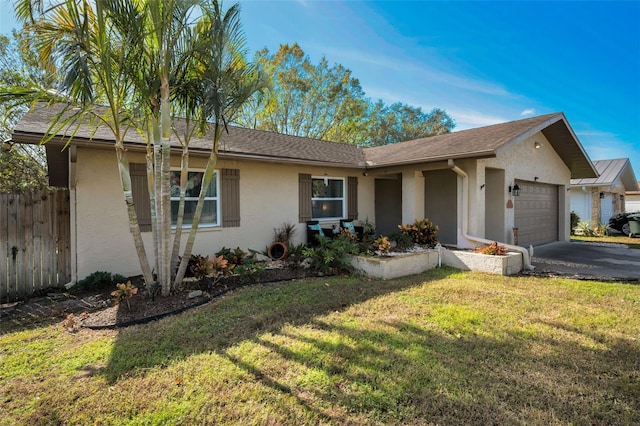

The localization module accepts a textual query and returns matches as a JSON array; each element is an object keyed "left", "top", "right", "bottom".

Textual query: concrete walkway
[{"left": 531, "top": 241, "right": 640, "bottom": 281}]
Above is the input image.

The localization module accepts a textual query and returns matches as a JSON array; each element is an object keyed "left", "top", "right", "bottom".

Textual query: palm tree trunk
[
  {"left": 174, "top": 122, "right": 222, "bottom": 286},
  {"left": 159, "top": 78, "right": 172, "bottom": 296},
  {"left": 115, "top": 142, "right": 154, "bottom": 284},
  {"left": 170, "top": 147, "right": 189, "bottom": 274}
]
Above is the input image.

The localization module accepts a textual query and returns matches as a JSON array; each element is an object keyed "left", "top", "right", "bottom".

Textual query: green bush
[
  {"left": 570, "top": 211, "right": 580, "bottom": 235},
  {"left": 215, "top": 247, "right": 247, "bottom": 267},
  {"left": 302, "top": 236, "right": 359, "bottom": 274},
  {"left": 75, "top": 271, "right": 127, "bottom": 292},
  {"left": 388, "top": 232, "right": 415, "bottom": 251},
  {"left": 398, "top": 218, "right": 439, "bottom": 247}
]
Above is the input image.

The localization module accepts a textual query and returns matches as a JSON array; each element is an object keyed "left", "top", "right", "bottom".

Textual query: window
[
  {"left": 170, "top": 170, "right": 219, "bottom": 227},
  {"left": 311, "top": 176, "right": 345, "bottom": 220}
]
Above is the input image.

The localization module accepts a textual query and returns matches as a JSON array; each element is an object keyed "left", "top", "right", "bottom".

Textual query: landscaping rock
[{"left": 187, "top": 290, "right": 203, "bottom": 299}]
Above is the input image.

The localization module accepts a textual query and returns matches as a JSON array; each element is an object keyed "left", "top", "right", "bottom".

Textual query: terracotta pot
[{"left": 267, "top": 241, "right": 289, "bottom": 260}]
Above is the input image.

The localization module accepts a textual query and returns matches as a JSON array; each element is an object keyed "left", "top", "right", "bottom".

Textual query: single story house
[
  {"left": 570, "top": 158, "right": 638, "bottom": 226},
  {"left": 12, "top": 104, "right": 597, "bottom": 281},
  {"left": 625, "top": 182, "right": 640, "bottom": 213}
]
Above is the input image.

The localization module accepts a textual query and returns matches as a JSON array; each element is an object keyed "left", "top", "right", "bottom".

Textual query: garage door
[{"left": 514, "top": 180, "right": 558, "bottom": 247}]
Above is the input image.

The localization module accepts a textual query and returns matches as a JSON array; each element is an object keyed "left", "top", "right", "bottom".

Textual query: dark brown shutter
[
  {"left": 221, "top": 168, "right": 240, "bottom": 227},
  {"left": 347, "top": 176, "right": 358, "bottom": 220},
  {"left": 129, "top": 163, "right": 151, "bottom": 232},
  {"left": 299, "top": 173, "right": 312, "bottom": 222}
]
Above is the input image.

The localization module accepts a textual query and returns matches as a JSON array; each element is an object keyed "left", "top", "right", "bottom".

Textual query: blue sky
[{"left": 2, "top": 0, "right": 639, "bottom": 177}]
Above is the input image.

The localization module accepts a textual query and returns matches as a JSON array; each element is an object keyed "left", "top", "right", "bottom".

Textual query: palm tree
[{"left": 9, "top": 0, "right": 265, "bottom": 296}]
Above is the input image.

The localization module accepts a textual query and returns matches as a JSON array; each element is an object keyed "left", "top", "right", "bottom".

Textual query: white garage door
[
  {"left": 514, "top": 180, "right": 559, "bottom": 247},
  {"left": 626, "top": 199, "right": 640, "bottom": 213}
]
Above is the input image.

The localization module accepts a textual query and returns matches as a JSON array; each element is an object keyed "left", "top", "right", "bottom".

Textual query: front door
[{"left": 374, "top": 176, "right": 402, "bottom": 236}]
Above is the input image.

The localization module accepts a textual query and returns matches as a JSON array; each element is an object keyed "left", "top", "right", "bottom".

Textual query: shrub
[
  {"left": 302, "top": 236, "right": 359, "bottom": 274},
  {"left": 337, "top": 227, "right": 358, "bottom": 244},
  {"left": 398, "top": 218, "right": 439, "bottom": 247},
  {"left": 189, "top": 254, "right": 214, "bottom": 279},
  {"left": 475, "top": 242, "right": 507, "bottom": 256},
  {"left": 215, "top": 247, "right": 247, "bottom": 267},
  {"left": 273, "top": 222, "right": 297, "bottom": 247},
  {"left": 372, "top": 236, "right": 392, "bottom": 255},
  {"left": 75, "top": 271, "right": 127, "bottom": 292},
  {"left": 388, "top": 232, "right": 414, "bottom": 251},
  {"left": 111, "top": 280, "right": 138, "bottom": 309},
  {"left": 570, "top": 211, "right": 580, "bottom": 235}
]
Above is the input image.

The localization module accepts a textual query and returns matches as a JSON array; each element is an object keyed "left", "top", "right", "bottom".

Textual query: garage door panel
[{"left": 515, "top": 181, "right": 558, "bottom": 247}]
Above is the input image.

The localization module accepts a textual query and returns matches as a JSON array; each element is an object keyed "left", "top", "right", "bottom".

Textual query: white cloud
[
  {"left": 520, "top": 108, "right": 536, "bottom": 116},
  {"left": 318, "top": 46, "right": 511, "bottom": 97},
  {"left": 447, "top": 109, "right": 508, "bottom": 130}
]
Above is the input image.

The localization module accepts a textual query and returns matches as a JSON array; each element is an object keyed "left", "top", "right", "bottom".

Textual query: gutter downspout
[{"left": 448, "top": 159, "right": 534, "bottom": 270}]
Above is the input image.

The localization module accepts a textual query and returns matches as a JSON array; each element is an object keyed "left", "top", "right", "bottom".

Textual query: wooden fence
[{"left": 1, "top": 189, "right": 71, "bottom": 303}]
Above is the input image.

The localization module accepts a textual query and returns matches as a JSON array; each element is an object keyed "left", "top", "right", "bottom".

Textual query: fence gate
[{"left": 1, "top": 189, "right": 71, "bottom": 303}]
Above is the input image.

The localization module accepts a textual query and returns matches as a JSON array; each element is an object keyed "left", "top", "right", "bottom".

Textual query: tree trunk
[
  {"left": 174, "top": 122, "right": 222, "bottom": 286},
  {"left": 115, "top": 142, "right": 154, "bottom": 285}
]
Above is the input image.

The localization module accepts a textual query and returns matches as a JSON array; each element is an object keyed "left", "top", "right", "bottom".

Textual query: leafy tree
[
  {"left": 362, "top": 101, "right": 455, "bottom": 146},
  {"left": 0, "top": 32, "right": 50, "bottom": 192},
  {"left": 5, "top": 0, "right": 264, "bottom": 295},
  {"left": 234, "top": 43, "right": 368, "bottom": 141},
  {"left": 233, "top": 43, "right": 455, "bottom": 146}
]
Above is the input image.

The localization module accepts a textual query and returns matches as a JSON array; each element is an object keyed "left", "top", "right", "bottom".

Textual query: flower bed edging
[{"left": 349, "top": 251, "right": 439, "bottom": 280}]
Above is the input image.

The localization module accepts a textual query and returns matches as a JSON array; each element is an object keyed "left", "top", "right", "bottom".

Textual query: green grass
[
  {"left": 1, "top": 268, "right": 639, "bottom": 425},
  {"left": 572, "top": 233, "right": 640, "bottom": 248}
]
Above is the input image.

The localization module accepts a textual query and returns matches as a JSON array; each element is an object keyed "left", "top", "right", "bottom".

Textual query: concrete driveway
[{"left": 531, "top": 241, "right": 640, "bottom": 281}]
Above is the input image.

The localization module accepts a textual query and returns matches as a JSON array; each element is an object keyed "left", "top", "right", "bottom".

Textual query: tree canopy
[
  {"left": 0, "top": 32, "right": 50, "bottom": 193},
  {"left": 233, "top": 43, "right": 455, "bottom": 146},
  {"left": 5, "top": 0, "right": 264, "bottom": 294}
]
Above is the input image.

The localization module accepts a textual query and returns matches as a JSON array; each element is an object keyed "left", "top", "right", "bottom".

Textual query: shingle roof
[
  {"left": 365, "top": 113, "right": 561, "bottom": 165},
  {"left": 12, "top": 103, "right": 364, "bottom": 167},
  {"left": 364, "top": 112, "right": 597, "bottom": 178},
  {"left": 571, "top": 158, "right": 639, "bottom": 191},
  {"left": 12, "top": 103, "right": 597, "bottom": 178}
]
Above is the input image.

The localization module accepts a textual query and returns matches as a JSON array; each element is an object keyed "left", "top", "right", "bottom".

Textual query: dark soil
[{"left": 1, "top": 266, "right": 323, "bottom": 331}]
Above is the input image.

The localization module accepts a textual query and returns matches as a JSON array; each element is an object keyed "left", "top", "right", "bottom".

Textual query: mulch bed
[{"left": 1, "top": 266, "right": 324, "bottom": 331}]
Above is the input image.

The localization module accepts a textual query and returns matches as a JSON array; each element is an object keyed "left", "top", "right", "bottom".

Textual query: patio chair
[
  {"left": 339, "top": 219, "right": 364, "bottom": 241},
  {"left": 306, "top": 220, "right": 334, "bottom": 246}
]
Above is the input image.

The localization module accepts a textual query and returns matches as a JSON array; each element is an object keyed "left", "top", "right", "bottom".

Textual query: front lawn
[{"left": 1, "top": 268, "right": 639, "bottom": 425}]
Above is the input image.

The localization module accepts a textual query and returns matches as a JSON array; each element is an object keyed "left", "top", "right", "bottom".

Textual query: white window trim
[
  {"left": 311, "top": 176, "right": 346, "bottom": 221},
  {"left": 170, "top": 169, "right": 220, "bottom": 228}
]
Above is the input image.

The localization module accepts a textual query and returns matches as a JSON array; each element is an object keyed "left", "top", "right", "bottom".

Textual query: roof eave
[{"left": 365, "top": 150, "right": 497, "bottom": 169}]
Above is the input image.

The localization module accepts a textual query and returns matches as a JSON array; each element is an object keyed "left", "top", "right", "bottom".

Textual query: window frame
[
  {"left": 311, "top": 176, "right": 346, "bottom": 221},
  {"left": 170, "top": 169, "right": 220, "bottom": 229}
]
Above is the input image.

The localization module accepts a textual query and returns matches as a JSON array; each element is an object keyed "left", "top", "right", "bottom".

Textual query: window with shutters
[
  {"left": 311, "top": 176, "right": 345, "bottom": 220},
  {"left": 131, "top": 165, "right": 240, "bottom": 231},
  {"left": 170, "top": 170, "right": 219, "bottom": 228}
]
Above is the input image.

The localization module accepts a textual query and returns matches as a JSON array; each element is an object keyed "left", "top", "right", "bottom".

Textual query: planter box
[
  {"left": 441, "top": 249, "right": 523, "bottom": 275},
  {"left": 350, "top": 251, "right": 438, "bottom": 280}
]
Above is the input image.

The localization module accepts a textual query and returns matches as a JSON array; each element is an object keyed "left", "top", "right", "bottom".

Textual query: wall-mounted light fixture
[
  {"left": 508, "top": 183, "right": 521, "bottom": 196},
  {"left": 534, "top": 141, "right": 542, "bottom": 149},
  {"left": 599, "top": 192, "right": 605, "bottom": 199}
]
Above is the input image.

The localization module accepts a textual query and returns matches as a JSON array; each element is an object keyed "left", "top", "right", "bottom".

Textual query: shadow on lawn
[
  {"left": 103, "top": 268, "right": 456, "bottom": 382},
  {"left": 103, "top": 267, "right": 639, "bottom": 424}
]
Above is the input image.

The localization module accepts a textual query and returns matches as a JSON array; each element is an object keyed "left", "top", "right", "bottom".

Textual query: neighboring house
[
  {"left": 570, "top": 158, "right": 639, "bottom": 227},
  {"left": 12, "top": 104, "right": 597, "bottom": 280},
  {"left": 626, "top": 182, "right": 640, "bottom": 213}
]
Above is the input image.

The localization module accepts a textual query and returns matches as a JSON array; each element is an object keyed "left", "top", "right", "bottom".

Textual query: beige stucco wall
[
  {"left": 73, "top": 147, "right": 374, "bottom": 280},
  {"left": 477, "top": 132, "right": 572, "bottom": 244}
]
